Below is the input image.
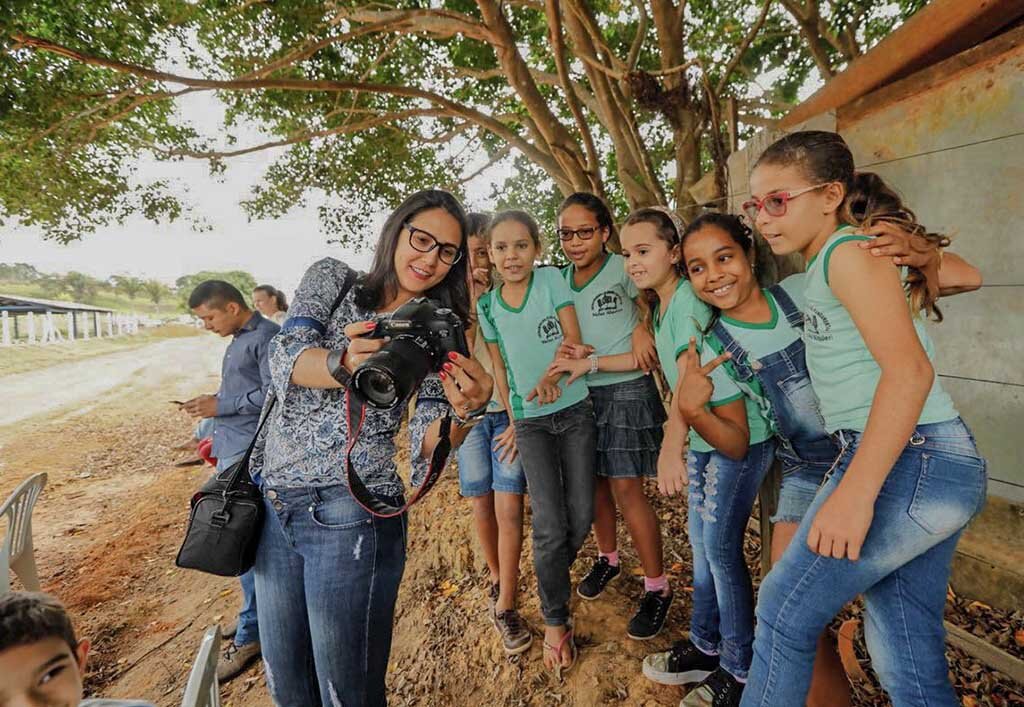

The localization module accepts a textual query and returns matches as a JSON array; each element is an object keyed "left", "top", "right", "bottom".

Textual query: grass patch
[
  {"left": 0, "top": 281, "right": 181, "bottom": 316},
  {"left": 0, "top": 324, "right": 200, "bottom": 377}
]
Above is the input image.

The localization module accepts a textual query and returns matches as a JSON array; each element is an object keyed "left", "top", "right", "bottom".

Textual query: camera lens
[
  {"left": 351, "top": 337, "right": 433, "bottom": 409},
  {"left": 355, "top": 367, "right": 398, "bottom": 408}
]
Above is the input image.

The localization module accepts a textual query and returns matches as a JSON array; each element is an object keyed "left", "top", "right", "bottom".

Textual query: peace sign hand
[{"left": 675, "top": 337, "right": 731, "bottom": 422}]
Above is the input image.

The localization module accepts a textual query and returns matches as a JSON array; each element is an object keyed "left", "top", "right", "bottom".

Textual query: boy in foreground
[{"left": 0, "top": 591, "right": 154, "bottom": 707}]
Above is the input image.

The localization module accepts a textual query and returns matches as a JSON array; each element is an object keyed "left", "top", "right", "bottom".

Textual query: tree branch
[
  {"left": 625, "top": 0, "right": 649, "bottom": 72},
  {"left": 11, "top": 31, "right": 562, "bottom": 178},
  {"left": 413, "top": 120, "right": 476, "bottom": 145},
  {"left": 546, "top": 0, "right": 603, "bottom": 193},
  {"left": 564, "top": 0, "right": 628, "bottom": 77},
  {"left": 475, "top": 0, "right": 591, "bottom": 193},
  {"left": 343, "top": 7, "right": 496, "bottom": 44},
  {"left": 449, "top": 143, "right": 513, "bottom": 189},
  {"left": 141, "top": 108, "right": 445, "bottom": 160},
  {"left": 778, "top": 0, "right": 837, "bottom": 78},
  {"left": 716, "top": 0, "right": 774, "bottom": 95}
]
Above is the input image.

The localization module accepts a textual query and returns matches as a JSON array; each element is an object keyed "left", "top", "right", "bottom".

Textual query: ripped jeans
[
  {"left": 254, "top": 483, "right": 406, "bottom": 707},
  {"left": 687, "top": 440, "right": 775, "bottom": 681}
]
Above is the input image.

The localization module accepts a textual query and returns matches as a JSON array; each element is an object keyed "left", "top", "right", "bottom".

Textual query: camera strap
[{"left": 343, "top": 387, "right": 453, "bottom": 518}]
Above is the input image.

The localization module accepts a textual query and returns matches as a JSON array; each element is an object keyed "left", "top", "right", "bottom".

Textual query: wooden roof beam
[{"left": 780, "top": 0, "right": 1024, "bottom": 129}]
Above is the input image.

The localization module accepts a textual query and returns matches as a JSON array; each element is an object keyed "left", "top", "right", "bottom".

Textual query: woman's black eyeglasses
[
  {"left": 405, "top": 222, "right": 463, "bottom": 265},
  {"left": 556, "top": 225, "right": 602, "bottom": 242}
]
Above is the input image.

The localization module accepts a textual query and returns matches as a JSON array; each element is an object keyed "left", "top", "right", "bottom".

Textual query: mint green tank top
[{"left": 803, "top": 227, "right": 959, "bottom": 433}]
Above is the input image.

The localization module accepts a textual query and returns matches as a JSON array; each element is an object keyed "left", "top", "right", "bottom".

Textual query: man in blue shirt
[{"left": 184, "top": 280, "right": 279, "bottom": 682}]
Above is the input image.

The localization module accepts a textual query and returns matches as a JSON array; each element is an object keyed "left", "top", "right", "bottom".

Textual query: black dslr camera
[{"left": 352, "top": 297, "right": 470, "bottom": 409}]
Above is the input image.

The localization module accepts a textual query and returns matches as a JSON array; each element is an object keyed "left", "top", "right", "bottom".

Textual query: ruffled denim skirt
[{"left": 588, "top": 374, "right": 666, "bottom": 478}]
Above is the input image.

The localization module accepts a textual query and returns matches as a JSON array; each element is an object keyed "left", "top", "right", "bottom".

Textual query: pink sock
[
  {"left": 644, "top": 574, "right": 669, "bottom": 594},
  {"left": 599, "top": 550, "right": 619, "bottom": 567}
]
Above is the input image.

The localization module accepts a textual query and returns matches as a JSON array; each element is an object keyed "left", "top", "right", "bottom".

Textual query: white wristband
[{"left": 588, "top": 353, "right": 599, "bottom": 374}]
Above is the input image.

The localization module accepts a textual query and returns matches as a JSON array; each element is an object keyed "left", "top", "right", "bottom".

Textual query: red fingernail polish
[
  {"left": 439, "top": 370, "right": 447, "bottom": 380},
  {"left": 442, "top": 362, "right": 453, "bottom": 372},
  {"left": 365, "top": 322, "right": 376, "bottom": 329},
  {"left": 449, "top": 351, "right": 461, "bottom": 361}
]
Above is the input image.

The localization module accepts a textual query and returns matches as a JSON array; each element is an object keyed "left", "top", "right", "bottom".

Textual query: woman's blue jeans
[
  {"left": 742, "top": 418, "right": 987, "bottom": 706},
  {"left": 687, "top": 439, "right": 776, "bottom": 680},
  {"left": 253, "top": 483, "right": 407, "bottom": 707}
]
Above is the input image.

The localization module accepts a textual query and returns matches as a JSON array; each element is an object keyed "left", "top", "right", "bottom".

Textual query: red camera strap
[{"left": 343, "top": 388, "right": 453, "bottom": 518}]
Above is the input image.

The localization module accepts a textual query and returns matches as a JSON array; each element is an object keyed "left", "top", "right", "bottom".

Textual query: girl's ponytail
[{"left": 841, "top": 171, "right": 949, "bottom": 321}]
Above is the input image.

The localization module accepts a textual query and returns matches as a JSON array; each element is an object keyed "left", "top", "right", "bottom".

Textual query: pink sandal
[{"left": 543, "top": 624, "right": 577, "bottom": 680}]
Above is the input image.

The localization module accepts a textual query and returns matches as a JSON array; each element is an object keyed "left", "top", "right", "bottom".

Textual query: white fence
[{"left": 0, "top": 310, "right": 140, "bottom": 347}]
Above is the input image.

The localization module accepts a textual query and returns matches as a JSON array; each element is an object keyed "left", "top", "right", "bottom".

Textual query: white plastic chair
[
  {"left": 181, "top": 625, "right": 222, "bottom": 707},
  {"left": 0, "top": 472, "right": 47, "bottom": 594}
]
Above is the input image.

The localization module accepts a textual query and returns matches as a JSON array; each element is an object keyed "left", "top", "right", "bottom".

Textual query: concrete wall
[{"left": 727, "top": 31, "right": 1024, "bottom": 502}]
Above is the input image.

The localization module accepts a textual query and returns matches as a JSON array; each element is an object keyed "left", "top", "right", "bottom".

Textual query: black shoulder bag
[{"left": 175, "top": 268, "right": 357, "bottom": 577}]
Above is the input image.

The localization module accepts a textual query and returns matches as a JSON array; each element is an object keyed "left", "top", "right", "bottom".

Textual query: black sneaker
[
  {"left": 577, "top": 557, "right": 621, "bottom": 600},
  {"left": 642, "top": 638, "right": 720, "bottom": 685},
  {"left": 680, "top": 667, "right": 744, "bottom": 706},
  {"left": 627, "top": 589, "right": 673, "bottom": 640}
]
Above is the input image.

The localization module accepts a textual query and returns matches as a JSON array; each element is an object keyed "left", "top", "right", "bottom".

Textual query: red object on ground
[{"left": 196, "top": 437, "right": 217, "bottom": 467}]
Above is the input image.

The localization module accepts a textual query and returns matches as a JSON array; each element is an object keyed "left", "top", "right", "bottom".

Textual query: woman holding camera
[{"left": 248, "top": 189, "right": 493, "bottom": 707}]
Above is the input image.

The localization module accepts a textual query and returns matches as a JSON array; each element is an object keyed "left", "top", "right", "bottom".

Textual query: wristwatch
[
  {"left": 452, "top": 404, "right": 488, "bottom": 429},
  {"left": 326, "top": 348, "right": 351, "bottom": 387}
]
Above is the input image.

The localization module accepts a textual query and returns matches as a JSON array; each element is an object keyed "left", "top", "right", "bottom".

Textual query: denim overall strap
[
  {"left": 712, "top": 296, "right": 836, "bottom": 469},
  {"left": 767, "top": 284, "right": 803, "bottom": 330}
]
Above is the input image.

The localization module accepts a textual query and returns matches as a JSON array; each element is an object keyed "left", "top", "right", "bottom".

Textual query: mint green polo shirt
[
  {"left": 477, "top": 266, "right": 590, "bottom": 420},
  {"left": 803, "top": 227, "right": 958, "bottom": 432},
  {"left": 562, "top": 253, "right": 644, "bottom": 387}
]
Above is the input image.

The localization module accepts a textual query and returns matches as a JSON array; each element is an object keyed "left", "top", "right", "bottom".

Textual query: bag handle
[
  {"left": 219, "top": 266, "right": 359, "bottom": 493},
  {"left": 343, "top": 387, "right": 452, "bottom": 518}
]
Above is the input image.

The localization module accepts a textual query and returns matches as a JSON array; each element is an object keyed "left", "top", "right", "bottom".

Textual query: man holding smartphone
[{"left": 185, "top": 279, "right": 279, "bottom": 682}]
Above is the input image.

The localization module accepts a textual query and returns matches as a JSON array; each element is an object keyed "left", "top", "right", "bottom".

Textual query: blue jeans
[
  {"left": 687, "top": 440, "right": 775, "bottom": 680},
  {"left": 742, "top": 418, "right": 987, "bottom": 706},
  {"left": 513, "top": 398, "right": 597, "bottom": 626},
  {"left": 254, "top": 483, "right": 407, "bottom": 707},
  {"left": 456, "top": 411, "right": 527, "bottom": 496}
]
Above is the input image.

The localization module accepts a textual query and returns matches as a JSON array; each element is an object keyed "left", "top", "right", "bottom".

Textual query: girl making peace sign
[{"left": 619, "top": 207, "right": 776, "bottom": 703}]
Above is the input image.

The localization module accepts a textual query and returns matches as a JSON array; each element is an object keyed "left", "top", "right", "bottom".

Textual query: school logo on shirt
[
  {"left": 537, "top": 316, "right": 562, "bottom": 344},
  {"left": 591, "top": 290, "right": 623, "bottom": 317},
  {"left": 804, "top": 305, "right": 832, "bottom": 342}
]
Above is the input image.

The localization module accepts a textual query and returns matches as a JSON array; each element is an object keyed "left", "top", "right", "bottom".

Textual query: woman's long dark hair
[
  {"left": 254, "top": 285, "right": 288, "bottom": 312},
  {"left": 755, "top": 130, "right": 948, "bottom": 320},
  {"left": 355, "top": 189, "right": 471, "bottom": 324}
]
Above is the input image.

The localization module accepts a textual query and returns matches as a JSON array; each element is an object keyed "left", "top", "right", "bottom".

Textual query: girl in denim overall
[
  {"left": 739, "top": 131, "right": 987, "bottom": 707},
  {"left": 668, "top": 212, "right": 849, "bottom": 707},
  {"left": 621, "top": 208, "right": 776, "bottom": 704}
]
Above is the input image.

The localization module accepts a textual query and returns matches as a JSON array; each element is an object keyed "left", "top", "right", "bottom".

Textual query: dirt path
[
  {"left": 1, "top": 338, "right": 1020, "bottom": 706},
  {"left": 0, "top": 335, "right": 274, "bottom": 706},
  {"left": 0, "top": 336, "right": 223, "bottom": 428}
]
